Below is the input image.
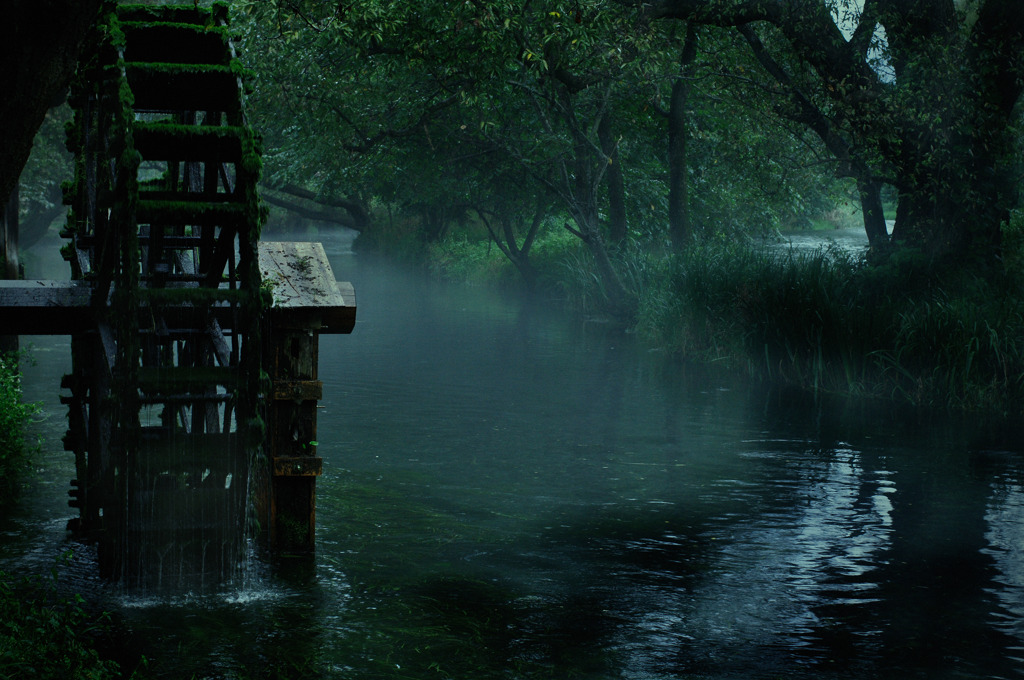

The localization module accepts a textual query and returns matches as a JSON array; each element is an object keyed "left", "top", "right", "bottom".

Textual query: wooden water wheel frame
[{"left": 61, "top": 2, "right": 271, "bottom": 588}]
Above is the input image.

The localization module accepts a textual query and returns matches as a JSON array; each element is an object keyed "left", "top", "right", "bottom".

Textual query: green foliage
[
  {"left": 557, "top": 238, "right": 660, "bottom": 318},
  {"left": 234, "top": 0, "right": 843, "bottom": 275},
  {"left": 0, "top": 354, "right": 41, "bottom": 506},
  {"left": 18, "top": 105, "right": 73, "bottom": 248},
  {"left": 428, "top": 222, "right": 583, "bottom": 293},
  {"left": 635, "top": 239, "right": 1024, "bottom": 415},
  {"left": 427, "top": 236, "right": 513, "bottom": 287},
  {"left": 0, "top": 557, "right": 127, "bottom": 680}
]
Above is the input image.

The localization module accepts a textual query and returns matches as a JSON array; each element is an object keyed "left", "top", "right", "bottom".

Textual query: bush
[
  {"left": 0, "top": 556, "right": 128, "bottom": 680},
  {"left": 427, "top": 236, "right": 513, "bottom": 286},
  {"left": 635, "top": 239, "right": 1024, "bottom": 415},
  {"left": 0, "top": 353, "right": 40, "bottom": 506}
]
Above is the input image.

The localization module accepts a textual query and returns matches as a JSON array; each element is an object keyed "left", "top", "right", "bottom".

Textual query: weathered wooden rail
[{"left": 2, "top": 3, "right": 355, "bottom": 589}]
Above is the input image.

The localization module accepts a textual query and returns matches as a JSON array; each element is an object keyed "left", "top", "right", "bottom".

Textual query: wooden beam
[
  {"left": 0, "top": 280, "right": 93, "bottom": 334},
  {"left": 258, "top": 241, "right": 356, "bottom": 333}
]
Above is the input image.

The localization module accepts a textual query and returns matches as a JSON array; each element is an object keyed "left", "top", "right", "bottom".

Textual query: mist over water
[{"left": 4, "top": 233, "right": 1024, "bottom": 679}]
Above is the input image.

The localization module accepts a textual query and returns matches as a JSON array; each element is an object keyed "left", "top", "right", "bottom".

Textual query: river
[{"left": 3, "top": 228, "right": 1024, "bottom": 679}]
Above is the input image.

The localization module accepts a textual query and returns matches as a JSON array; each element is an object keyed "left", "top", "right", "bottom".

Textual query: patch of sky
[{"left": 827, "top": 0, "right": 894, "bottom": 82}]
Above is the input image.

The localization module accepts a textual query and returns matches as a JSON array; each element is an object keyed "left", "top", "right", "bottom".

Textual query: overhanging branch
[{"left": 261, "top": 187, "right": 363, "bottom": 230}]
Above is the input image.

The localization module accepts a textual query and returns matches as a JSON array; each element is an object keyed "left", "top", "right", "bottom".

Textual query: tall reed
[{"left": 636, "top": 239, "right": 1024, "bottom": 415}]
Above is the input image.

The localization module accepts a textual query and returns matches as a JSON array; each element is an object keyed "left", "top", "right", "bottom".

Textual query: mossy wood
[
  {"left": 0, "top": 3, "right": 356, "bottom": 588},
  {"left": 259, "top": 241, "right": 357, "bottom": 333},
  {"left": 258, "top": 241, "right": 356, "bottom": 554},
  {"left": 39, "top": 3, "right": 355, "bottom": 590}
]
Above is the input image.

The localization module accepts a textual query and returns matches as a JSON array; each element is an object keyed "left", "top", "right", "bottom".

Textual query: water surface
[{"left": 4, "top": 238, "right": 1024, "bottom": 679}]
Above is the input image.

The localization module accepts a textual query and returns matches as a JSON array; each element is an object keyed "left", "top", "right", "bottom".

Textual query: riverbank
[
  {"left": 635, "top": 239, "right": 1024, "bottom": 417},
  {"left": 423, "top": 214, "right": 1024, "bottom": 418}
]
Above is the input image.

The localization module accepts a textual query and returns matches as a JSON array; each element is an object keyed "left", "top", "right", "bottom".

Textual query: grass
[{"left": 634, "top": 234, "right": 1024, "bottom": 416}]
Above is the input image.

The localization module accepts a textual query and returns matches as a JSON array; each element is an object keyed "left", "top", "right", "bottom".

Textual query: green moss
[
  {"left": 136, "top": 199, "right": 248, "bottom": 229},
  {"left": 128, "top": 61, "right": 232, "bottom": 76},
  {"left": 120, "top": 20, "right": 229, "bottom": 38},
  {"left": 274, "top": 511, "right": 309, "bottom": 550},
  {"left": 133, "top": 121, "right": 246, "bottom": 139},
  {"left": 140, "top": 287, "right": 250, "bottom": 305},
  {"left": 118, "top": 3, "right": 223, "bottom": 27}
]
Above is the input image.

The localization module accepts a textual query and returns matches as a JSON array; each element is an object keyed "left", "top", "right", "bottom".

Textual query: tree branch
[
  {"left": 261, "top": 187, "right": 363, "bottom": 230},
  {"left": 628, "top": 0, "right": 884, "bottom": 106},
  {"left": 276, "top": 183, "right": 369, "bottom": 225}
]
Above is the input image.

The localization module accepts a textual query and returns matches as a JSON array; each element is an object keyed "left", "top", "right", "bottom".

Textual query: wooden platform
[
  {"left": 0, "top": 279, "right": 93, "bottom": 334},
  {"left": 0, "top": 241, "right": 355, "bottom": 336},
  {"left": 258, "top": 241, "right": 356, "bottom": 333}
]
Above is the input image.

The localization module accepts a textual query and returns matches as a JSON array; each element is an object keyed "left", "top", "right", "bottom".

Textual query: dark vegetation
[
  {"left": 637, "top": 218, "right": 1024, "bottom": 416},
  {"left": 4, "top": 3, "right": 1023, "bottom": 409},
  {"left": 0, "top": 2, "right": 1022, "bottom": 674},
  {"left": 0, "top": 358, "right": 130, "bottom": 677},
  {"left": 0, "top": 557, "right": 130, "bottom": 680},
  {"left": 0, "top": 353, "right": 39, "bottom": 506},
  {"left": 8, "top": 0, "right": 1019, "bottom": 416},
  {"left": 229, "top": 0, "right": 1023, "bottom": 415}
]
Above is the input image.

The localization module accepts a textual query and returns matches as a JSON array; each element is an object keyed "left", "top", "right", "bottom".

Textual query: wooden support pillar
[
  {"left": 258, "top": 240, "right": 356, "bottom": 556},
  {"left": 266, "top": 326, "right": 323, "bottom": 553}
]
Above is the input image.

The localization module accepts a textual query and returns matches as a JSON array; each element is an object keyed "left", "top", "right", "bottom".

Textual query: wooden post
[
  {"left": 258, "top": 241, "right": 355, "bottom": 554},
  {"left": 266, "top": 325, "right": 323, "bottom": 552}
]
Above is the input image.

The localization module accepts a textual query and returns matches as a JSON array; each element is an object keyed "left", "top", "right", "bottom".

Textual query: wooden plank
[
  {"left": 0, "top": 279, "right": 256, "bottom": 336},
  {"left": 258, "top": 241, "right": 356, "bottom": 333},
  {"left": 0, "top": 280, "right": 93, "bottom": 334},
  {"left": 137, "top": 198, "right": 248, "bottom": 229},
  {"left": 134, "top": 123, "right": 245, "bottom": 163}
]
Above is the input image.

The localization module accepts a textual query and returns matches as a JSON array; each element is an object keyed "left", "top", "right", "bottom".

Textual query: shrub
[
  {"left": 0, "top": 556, "right": 127, "bottom": 680},
  {"left": 0, "top": 353, "right": 40, "bottom": 506},
  {"left": 427, "top": 236, "right": 513, "bottom": 286},
  {"left": 635, "top": 239, "right": 1024, "bottom": 415}
]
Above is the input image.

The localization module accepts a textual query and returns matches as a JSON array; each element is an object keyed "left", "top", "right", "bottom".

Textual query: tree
[
  {"left": 736, "top": 23, "right": 888, "bottom": 247},
  {"left": 1, "top": 0, "right": 103, "bottom": 308},
  {"left": 624, "top": 0, "right": 1024, "bottom": 265},
  {"left": 238, "top": 0, "right": 847, "bottom": 312},
  {"left": 665, "top": 23, "right": 699, "bottom": 250},
  {"left": 237, "top": 0, "right": 652, "bottom": 311},
  {"left": 0, "top": 0, "right": 104, "bottom": 214}
]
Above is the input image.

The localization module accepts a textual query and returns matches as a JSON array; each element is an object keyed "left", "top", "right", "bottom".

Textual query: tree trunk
[
  {"left": 597, "top": 112, "right": 627, "bottom": 245},
  {"left": 0, "top": 0, "right": 105, "bottom": 207},
  {"left": 646, "top": 0, "right": 1023, "bottom": 269},
  {"left": 1, "top": 188, "right": 20, "bottom": 353},
  {"left": 421, "top": 204, "right": 449, "bottom": 242},
  {"left": 570, "top": 203, "right": 633, "bottom": 319},
  {"left": 476, "top": 203, "right": 544, "bottom": 292},
  {"left": 565, "top": 110, "right": 634, "bottom": 319},
  {"left": 890, "top": 151, "right": 1009, "bottom": 265},
  {"left": 668, "top": 25, "right": 698, "bottom": 252},
  {"left": 857, "top": 178, "right": 887, "bottom": 248}
]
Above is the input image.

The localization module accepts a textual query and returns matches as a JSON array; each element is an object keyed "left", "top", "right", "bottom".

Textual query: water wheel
[{"left": 62, "top": 3, "right": 266, "bottom": 590}]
